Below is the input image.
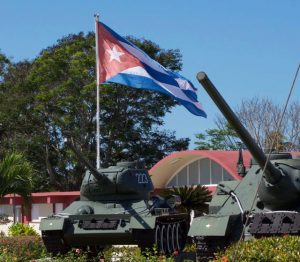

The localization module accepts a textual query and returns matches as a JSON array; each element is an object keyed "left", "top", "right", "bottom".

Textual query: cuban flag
[{"left": 96, "top": 21, "right": 207, "bottom": 118}]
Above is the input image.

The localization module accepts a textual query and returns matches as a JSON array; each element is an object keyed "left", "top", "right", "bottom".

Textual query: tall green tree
[
  {"left": 0, "top": 152, "right": 34, "bottom": 207},
  {"left": 195, "top": 123, "right": 239, "bottom": 150},
  {"left": 0, "top": 33, "right": 189, "bottom": 191}
]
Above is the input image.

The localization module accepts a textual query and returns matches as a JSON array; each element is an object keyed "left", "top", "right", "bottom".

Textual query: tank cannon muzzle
[
  {"left": 65, "top": 138, "right": 109, "bottom": 183},
  {"left": 197, "top": 72, "right": 282, "bottom": 184}
]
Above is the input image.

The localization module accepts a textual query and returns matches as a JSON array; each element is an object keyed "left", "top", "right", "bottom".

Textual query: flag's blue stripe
[
  {"left": 106, "top": 73, "right": 207, "bottom": 117},
  {"left": 137, "top": 63, "right": 200, "bottom": 102},
  {"left": 106, "top": 73, "right": 171, "bottom": 96},
  {"left": 182, "top": 89, "right": 198, "bottom": 102},
  {"left": 141, "top": 62, "right": 179, "bottom": 87}
]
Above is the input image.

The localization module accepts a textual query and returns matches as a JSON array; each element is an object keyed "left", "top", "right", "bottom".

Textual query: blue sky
[{"left": 1, "top": 0, "right": 300, "bottom": 148}]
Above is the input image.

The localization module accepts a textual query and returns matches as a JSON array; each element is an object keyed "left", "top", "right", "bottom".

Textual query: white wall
[
  {"left": 31, "top": 203, "right": 53, "bottom": 222},
  {"left": 0, "top": 202, "right": 63, "bottom": 236}
]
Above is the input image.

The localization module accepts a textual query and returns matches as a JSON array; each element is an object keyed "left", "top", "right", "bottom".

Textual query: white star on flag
[{"left": 107, "top": 45, "right": 124, "bottom": 62}]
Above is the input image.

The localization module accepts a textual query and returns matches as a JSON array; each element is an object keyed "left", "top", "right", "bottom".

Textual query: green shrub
[
  {"left": 102, "top": 245, "right": 175, "bottom": 262},
  {"left": 160, "top": 185, "right": 212, "bottom": 215},
  {"left": 0, "top": 236, "right": 47, "bottom": 261},
  {"left": 51, "top": 250, "right": 89, "bottom": 262},
  {"left": 215, "top": 235, "right": 300, "bottom": 262},
  {"left": 8, "top": 222, "right": 39, "bottom": 236}
]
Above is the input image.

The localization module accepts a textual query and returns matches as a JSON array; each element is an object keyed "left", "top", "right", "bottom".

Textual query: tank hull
[{"left": 40, "top": 199, "right": 190, "bottom": 255}]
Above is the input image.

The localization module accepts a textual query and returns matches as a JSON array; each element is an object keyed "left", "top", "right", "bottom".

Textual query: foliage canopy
[{"left": 0, "top": 33, "right": 189, "bottom": 191}]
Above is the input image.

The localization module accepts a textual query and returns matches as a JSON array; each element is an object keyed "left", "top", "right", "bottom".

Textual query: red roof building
[{"left": 149, "top": 150, "right": 251, "bottom": 191}]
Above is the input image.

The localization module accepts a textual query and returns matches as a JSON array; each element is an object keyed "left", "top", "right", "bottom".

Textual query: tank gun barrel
[
  {"left": 66, "top": 138, "right": 109, "bottom": 182},
  {"left": 197, "top": 72, "right": 282, "bottom": 184}
]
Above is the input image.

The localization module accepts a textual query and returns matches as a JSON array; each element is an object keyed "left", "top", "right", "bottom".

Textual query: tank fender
[
  {"left": 40, "top": 216, "right": 67, "bottom": 231},
  {"left": 188, "top": 214, "right": 240, "bottom": 237},
  {"left": 129, "top": 216, "right": 156, "bottom": 229}
]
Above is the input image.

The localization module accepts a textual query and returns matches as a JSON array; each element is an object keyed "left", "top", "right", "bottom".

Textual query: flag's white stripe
[
  {"left": 120, "top": 41, "right": 197, "bottom": 93},
  {"left": 120, "top": 41, "right": 168, "bottom": 74},
  {"left": 121, "top": 66, "right": 204, "bottom": 110},
  {"left": 174, "top": 77, "right": 194, "bottom": 91}
]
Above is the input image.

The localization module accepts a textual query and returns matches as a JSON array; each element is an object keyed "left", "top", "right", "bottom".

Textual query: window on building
[
  {"left": 211, "top": 161, "right": 222, "bottom": 184},
  {"left": 31, "top": 204, "right": 53, "bottom": 222},
  {"left": 0, "top": 205, "right": 13, "bottom": 218},
  {"left": 177, "top": 167, "right": 187, "bottom": 185},
  {"left": 200, "top": 158, "right": 210, "bottom": 184},
  {"left": 166, "top": 157, "right": 236, "bottom": 187},
  {"left": 188, "top": 161, "right": 199, "bottom": 185},
  {"left": 55, "top": 203, "right": 64, "bottom": 214}
]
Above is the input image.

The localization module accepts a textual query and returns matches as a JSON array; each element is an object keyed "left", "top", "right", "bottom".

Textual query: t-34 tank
[
  {"left": 189, "top": 72, "right": 300, "bottom": 261},
  {"left": 40, "top": 141, "right": 190, "bottom": 255}
]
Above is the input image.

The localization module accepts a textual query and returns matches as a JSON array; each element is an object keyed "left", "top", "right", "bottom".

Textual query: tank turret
[
  {"left": 189, "top": 72, "right": 300, "bottom": 261},
  {"left": 66, "top": 138, "right": 154, "bottom": 201}
]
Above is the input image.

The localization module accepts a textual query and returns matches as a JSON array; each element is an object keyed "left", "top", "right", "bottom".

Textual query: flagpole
[{"left": 94, "top": 14, "right": 101, "bottom": 169}]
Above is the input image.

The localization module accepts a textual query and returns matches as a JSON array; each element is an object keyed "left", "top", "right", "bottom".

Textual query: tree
[
  {"left": 0, "top": 33, "right": 189, "bottom": 191},
  {"left": 160, "top": 185, "right": 212, "bottom": 215},
  {"left": 0, "top": 152, "right": 34, "bottom": 207},
  {"left": 236, "top": 97, "right": 300, "bottom": 151},
  {"left": 195, "top": 96, "right": 300, "bottom": 152},
  {"left": 195, "top": 122, "right": 239, "bottom": 150}
]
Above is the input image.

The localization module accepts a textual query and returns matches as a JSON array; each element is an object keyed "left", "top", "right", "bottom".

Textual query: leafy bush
[
  {"left": 8, "top": 222, "right": 39, "bottom": 236},
  {"left": 160, "top": 185, "right": 212, "bottom": 214},
  {"left": 0, "top": 236, "right": 47, "bottom": 261},
  {"left": 102, "top": 245, "right": 175, "bottom": 262},
  {"left": 51, "top": 250, "right": 89, "bottom": 262},
  {"left": 215, "top": 236, "right": 300, "bottom": 262}
]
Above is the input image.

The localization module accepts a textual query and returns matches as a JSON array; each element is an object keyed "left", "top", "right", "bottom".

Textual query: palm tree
[
  {"left": 160, "top": 185, "right": 212, "bottom": 215},
  {"left": 0, "top": 152, "right": 34, "bottom": 221}
]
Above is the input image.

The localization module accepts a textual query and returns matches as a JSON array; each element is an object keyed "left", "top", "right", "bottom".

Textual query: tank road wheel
[
  {"left": 171, "top": 223, "right": 177, "bottom": 252},
  {"left": 166, "top": 224, "right": 173, "bottom": 254},
  {"left": 160, "top": 224, "right": 168, "bottom": 254},
  {"left": 155, "top": 224, "right": 162, "bottom": 251},
  {"left": 175, "top": 222, "right": 184, "bottom": 251}
]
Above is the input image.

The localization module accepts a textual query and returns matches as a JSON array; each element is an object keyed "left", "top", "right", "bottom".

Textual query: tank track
[
  {"left": 155, "top": 219, "right": 188, "bottom": 255},
  {"left": 134, "top": 218, "right": 188, "bottom": 255},
  {"left": 41, "top": 230, "right": 69, "bottom": 255},
  {"left": 249, "top": 211, "right": 300, "bottom": 236},
  {"left": 195, "top": 236, "right": 227, "bottom": 262}
]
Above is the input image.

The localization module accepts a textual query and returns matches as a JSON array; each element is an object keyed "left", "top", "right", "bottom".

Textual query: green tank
[
  {"left": 189, "top": 72, "right": 300, "bottom": 261},
  {"left": 40, "top": 141, "right": 190, "bottom": 255}
]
